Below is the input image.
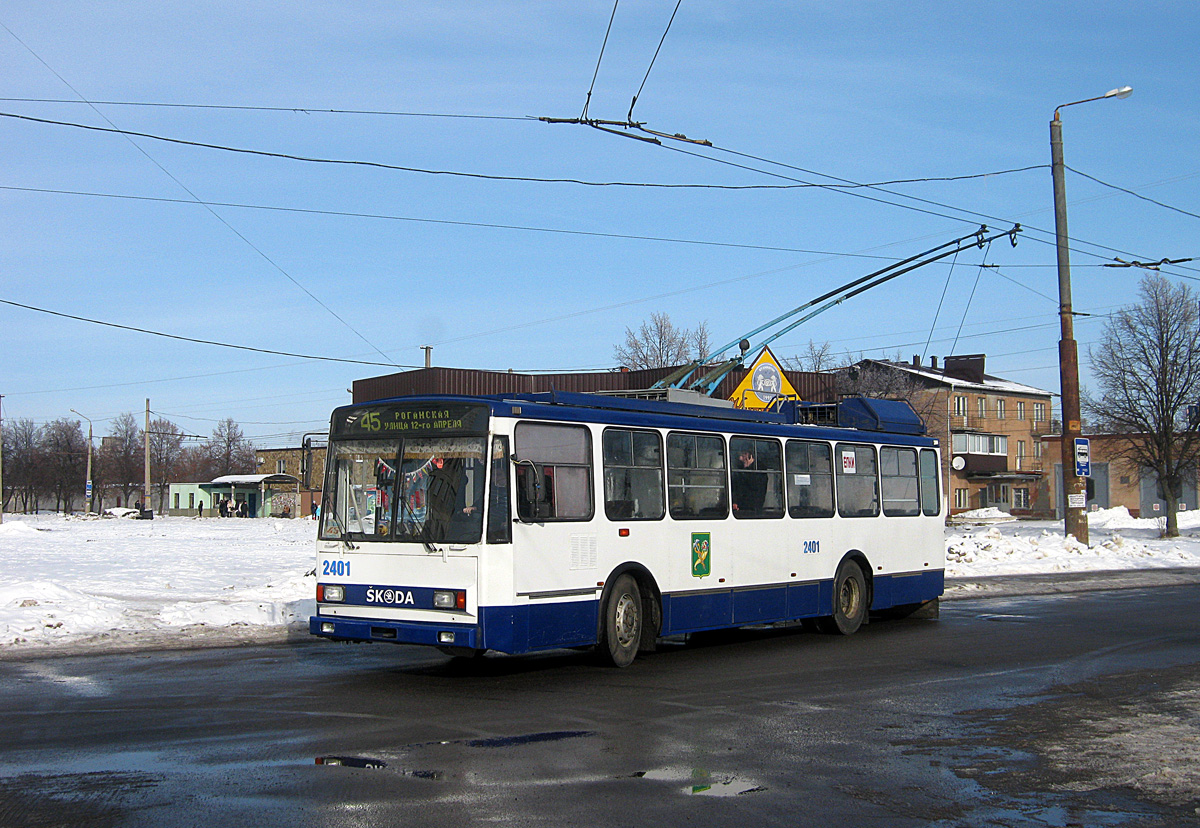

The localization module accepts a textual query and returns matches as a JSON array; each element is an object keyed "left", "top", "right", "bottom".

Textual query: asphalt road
[{"left": 2, "top": 585, "right": 1199, "bottom": 827}]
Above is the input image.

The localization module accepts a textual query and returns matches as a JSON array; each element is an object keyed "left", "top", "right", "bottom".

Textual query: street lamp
[
  {"left": 1052, "top": 85, "right": 1132, "bottom": 545},
  {"left": 70, "top": 409, "right": 94, "bottom": 514}
]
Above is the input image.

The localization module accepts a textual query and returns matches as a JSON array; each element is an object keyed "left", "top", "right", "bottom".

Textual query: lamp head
[{"left": 1105, "top": 86, "right": 1133, "bottom": 99}]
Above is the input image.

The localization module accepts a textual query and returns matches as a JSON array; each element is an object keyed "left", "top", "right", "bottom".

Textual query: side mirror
[{"left": 515, "top": 459, "right": 547, "bottom": 521}]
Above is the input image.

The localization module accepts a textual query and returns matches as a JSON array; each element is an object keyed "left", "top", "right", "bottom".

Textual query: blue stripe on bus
[{"left": 308, "top": 569, "right": 943, "bottom": 654}]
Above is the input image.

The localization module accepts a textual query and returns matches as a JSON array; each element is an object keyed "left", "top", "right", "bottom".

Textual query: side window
[
  {"left": 513, "top": 423, "right": 593, "bottom": 521},
  {"left": 920, "top": 449, "right": 940, "bottom": 516},
  {"left": 881, "top": 447, "right": 920, "bottom": 517},
  {"left": 486, "top": 436, "right": 512, "bottom": 543},
  {"left": 602, "top": 429, "right": 664, "bottom": 520},
  {"left": 786, "top": 440, "right": 834, "bottom": 518},
  {"left": 729, "top": 437, "right": 784, "bottom": 519},
  {"left": 666, "top": 432, "right": 729, "bottom": 519},
  {"left": 835, "top": 443, "right": 879, "bottom": 518}
]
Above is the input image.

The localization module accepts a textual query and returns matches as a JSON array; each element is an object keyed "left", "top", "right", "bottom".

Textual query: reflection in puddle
[
  {"left": 635, "top": 767, "right": 766, "bottom": 797},
  {"left": 465, "top": 730, "right": 594, "bottom": 749},
  {"left": 315, "top": 756, "right": 387, "bottom": 769}
]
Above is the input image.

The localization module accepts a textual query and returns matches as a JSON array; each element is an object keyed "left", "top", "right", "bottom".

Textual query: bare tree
[
  {"left": 42, "top": 418, "right": 87, "bottom": 512},
  {"left": 100, "top": 412, "right": 143, "bottom": 506},
  {"left": 783, "top": 340, "right": 838, "bottom": 373},
  {"left": 206, "top": 418, "right": 256, "bottom": 477},
  {"left": 1086, "top": 274, "right": 1200, "bottom": 537},
  {"left": 3, "top": 418, "right": 43, "bottom": 513},
  {"left": 149, "top": 418, "right": 186, "bottom": 513},
  {"left": 614, "top": 312, "right": 711, "bottom": 370}
]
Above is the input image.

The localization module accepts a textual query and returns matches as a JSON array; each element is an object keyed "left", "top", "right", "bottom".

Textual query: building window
[
  {"left": 953, "top": 395, "right": 968, "bottom": 416},
  {"left": 188, "top": 492, "right": 194, "bottom": 509},
  {"left": 1014, "top": 488, "right": 1030, "bottom": 509},
  {"left": 1034, "top": 402, "right": 1046, "bottom": 422},
  {"left": 602, "top": 428, "right": 664, "bottom": 520},
  {"left": 173, "top": 493, "right": 180, "bottom": 510},
  {"left": 1034, "top": 440, "right": 1043, "bottom": 458},
  {"left": 1017, "top": 401, "right": 1026, "bottom": 421},
  {"left": 977, "top": 397, "right": 987, "bottom": 419},
  {"left": 276, "top": 459, "right": 286, "bottom": 475},
  {"left": 1016, "top": 440, "right": 1026, "bottom": 468},
  {"left": 996, "top": 399, "right": 1006, "bottom": 420},
  {"left": 952, "top": 433, "right": 1008, "bottom": 456},
  {"left": 667, "top": 432, "right": 728, "bottom": 519},
  {"left": 954, "top": 488, "right": 970, "bottom": 509}
]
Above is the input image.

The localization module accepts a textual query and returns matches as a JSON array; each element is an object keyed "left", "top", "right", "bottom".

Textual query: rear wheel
[
  {"left": 600, "top": 574, "right": 642, "bottom": 667},
  {"left": 816, "top": 558, "right": 867, "bottom": 635}
]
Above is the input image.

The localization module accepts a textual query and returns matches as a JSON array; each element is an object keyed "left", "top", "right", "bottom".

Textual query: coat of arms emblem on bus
[{"left": 691, "top": 533, "right": 711, "bottom": 578}]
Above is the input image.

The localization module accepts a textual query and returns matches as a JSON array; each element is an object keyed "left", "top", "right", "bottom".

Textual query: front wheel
[
  {"left": 600, "top": 574, "right": 642, "bottom": 667},
  {"left": 816, "top": 558, "right": 867, "bottom": 635}
]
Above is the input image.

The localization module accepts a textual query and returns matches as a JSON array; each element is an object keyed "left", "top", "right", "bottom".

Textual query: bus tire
[
  {"left": 817, "top": 558, "right": 867, "bottom": 636},
  {"left": 600, "top": 574, "right": 643, "bottom": 667}
]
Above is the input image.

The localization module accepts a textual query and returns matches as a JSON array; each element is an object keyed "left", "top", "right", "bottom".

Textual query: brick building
[{"left": 840, "top": 355, "right": 1054, "bottom": 516}]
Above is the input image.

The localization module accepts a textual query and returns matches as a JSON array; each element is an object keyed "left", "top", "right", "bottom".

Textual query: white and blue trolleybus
[{"left": 310, "top": 390, "right": 944, "bottom": 666}]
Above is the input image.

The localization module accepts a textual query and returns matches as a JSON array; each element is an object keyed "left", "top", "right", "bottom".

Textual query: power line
[
  {"left": 627, "top": 0, "right": 682, "bottom": 122},
  {"left": 0, "top": 97, "right": 531, "bottom": 120},
  {"left": 581, "top": 1, "right": 620, "bottom": 121},
  {"left": 0, "top": 110, "right": 1043, "bottom": 192},
  {"left": 1067, "top": 165, "right": 1200, "bottom": 222},
  {"left": 0, "top": 297, "right": 418, "bottom": 368},
  {"left": 0, "top": 24, "right": 398, "bottom": 366}
]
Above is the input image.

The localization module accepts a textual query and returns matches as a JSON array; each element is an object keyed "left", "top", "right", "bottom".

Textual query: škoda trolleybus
[{"left": 310, "top": 390, "right": 944, "bottom": 666}]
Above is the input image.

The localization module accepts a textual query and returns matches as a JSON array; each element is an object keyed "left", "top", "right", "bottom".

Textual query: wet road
[{"left": 2, "top": 586, "right": 1199, "bottom": 827}]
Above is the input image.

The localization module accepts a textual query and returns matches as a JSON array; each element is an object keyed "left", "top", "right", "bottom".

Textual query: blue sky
[{"left": 1, "top": 2, "right": 1196, "bottom": 446}]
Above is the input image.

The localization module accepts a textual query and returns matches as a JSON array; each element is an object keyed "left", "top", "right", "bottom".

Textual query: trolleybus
[{"left": 310, "top": 390, "right": 944, "bottom": 666}]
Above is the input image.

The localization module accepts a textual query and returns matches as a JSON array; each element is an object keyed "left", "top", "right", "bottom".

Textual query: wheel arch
[
  {"left": 837, "top": 549, "right": 874, "bottom": 610},
  {"left": 598, "top": 562, "right": 662, "bottom": 651}
]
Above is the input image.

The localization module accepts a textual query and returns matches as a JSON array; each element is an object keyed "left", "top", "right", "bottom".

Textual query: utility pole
[
  {"left": 1050, "top": 86, "right": 1131, "bottom": 545},
  {"left": 144, "top": 399, "right": 152, "bottom": 518},
  {"left": 0, "top": 395, "right": 4, "bottom": 525},
  {"left": 70, "top": 409, "right": 93, "bottom": 514}
]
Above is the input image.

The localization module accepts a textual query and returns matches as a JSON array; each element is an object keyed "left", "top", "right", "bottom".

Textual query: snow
[{"left": 1, "top": 507, "right": 1199, "bottom": 655}]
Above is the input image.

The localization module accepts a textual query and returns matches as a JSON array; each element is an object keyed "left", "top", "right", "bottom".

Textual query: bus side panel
[
  {"left": 662, "top": 590, "right": 733, "bottom": 634},
  {"left": 732, "top": 586, "right": 788, "bottom": 624},
  {"left": 479, "top": 601, "right": 599, "bottom": 654},
  {"left": 787, "top": 581, "right": 821, "bottom": 618},
  {"left": 871, "top": 569, "right": 944, "bottom": 610}
]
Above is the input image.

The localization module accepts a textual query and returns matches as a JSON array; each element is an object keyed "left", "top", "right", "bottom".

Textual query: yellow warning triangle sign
[{"left": 729, "top": 346, "right": 799, "bottom": 409}]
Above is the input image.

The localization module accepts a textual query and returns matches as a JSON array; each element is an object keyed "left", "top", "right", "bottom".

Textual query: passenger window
[
  {"left": 729, "top": 437, "right": 784, "bottom": 519},
  {"left": 666, "top": 432, "right": 729, "bottom": 519},
  {"left": 602, "top": 429, "right": 665, "bottom": 520},
  {"left": 786, "top": 440, "right": 834, "bottom": 518},
  {"left": 920, "top": 449, "right": 940, "bottom": 516},
  {"left": 513, "top": 423, "right": 593, "bottom": 521},
  {"left": 881, "top": 447, "right": 920, "bottom": 516},
  {"left": 835, "top": 443, "right": 879, "bottom": 518}
]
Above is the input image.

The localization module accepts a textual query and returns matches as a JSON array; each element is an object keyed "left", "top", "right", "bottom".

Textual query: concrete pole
[
  {"left": 144, "top": 399, "right": 152, "bottom": 517},
  {"left": 1051, "top": 113, "right": 1088, "bottom": 545}
]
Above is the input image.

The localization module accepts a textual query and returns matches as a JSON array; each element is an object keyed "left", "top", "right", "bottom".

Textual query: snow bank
[
  {"left": 0, "top": 514, "right": 315, "bottom": 651},
  {"left": 3, "top": 507, "right": 1200, "bottom": 655}
]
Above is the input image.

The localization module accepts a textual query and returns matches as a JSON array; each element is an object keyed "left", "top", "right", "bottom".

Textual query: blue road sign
[{"left": 1074, "top": 437, "right": 1091, "bottom": 478}]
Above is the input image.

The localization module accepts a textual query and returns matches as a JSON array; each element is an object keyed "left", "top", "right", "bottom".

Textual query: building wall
[{"left": 254, "top": 446, "right": 326, "bottom": 516}]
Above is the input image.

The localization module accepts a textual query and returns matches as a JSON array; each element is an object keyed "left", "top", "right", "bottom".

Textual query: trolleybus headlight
[
  {"left": 320, "top": 622, "right": 336, "bottom": 634},
  {"left": 318, "top": 584, "right": 345, "bottom": 603},
  {"left": 433, "top": 590, "right": 466, "bottom": 610},
  {"left": 438, "top": 632, "right": 456, "bottom": 644}
]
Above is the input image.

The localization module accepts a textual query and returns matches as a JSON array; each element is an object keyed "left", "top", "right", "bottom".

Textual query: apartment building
[{"left": 842, "top": 354, "right": 1054, "bottom": 516}]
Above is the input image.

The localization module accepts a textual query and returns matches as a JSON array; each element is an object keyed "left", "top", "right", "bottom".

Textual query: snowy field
[{"left": 2, "top": 507, "right": 1200, "bottom": 655}]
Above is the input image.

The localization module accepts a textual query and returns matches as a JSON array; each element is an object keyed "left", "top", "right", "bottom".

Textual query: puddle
[
  {"left": 465, "top": 730, "right": 593, "bottom": 748},
  {"left": 634, "top": 767, "right": 766, "bottom": 797},
  {"left": 314, "top": 756, "right": 387, "bottom": 769}
]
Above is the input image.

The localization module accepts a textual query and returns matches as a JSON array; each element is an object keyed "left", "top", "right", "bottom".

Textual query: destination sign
[{"left": 332, "top": 403, "right": 489, "bottom": 437}]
